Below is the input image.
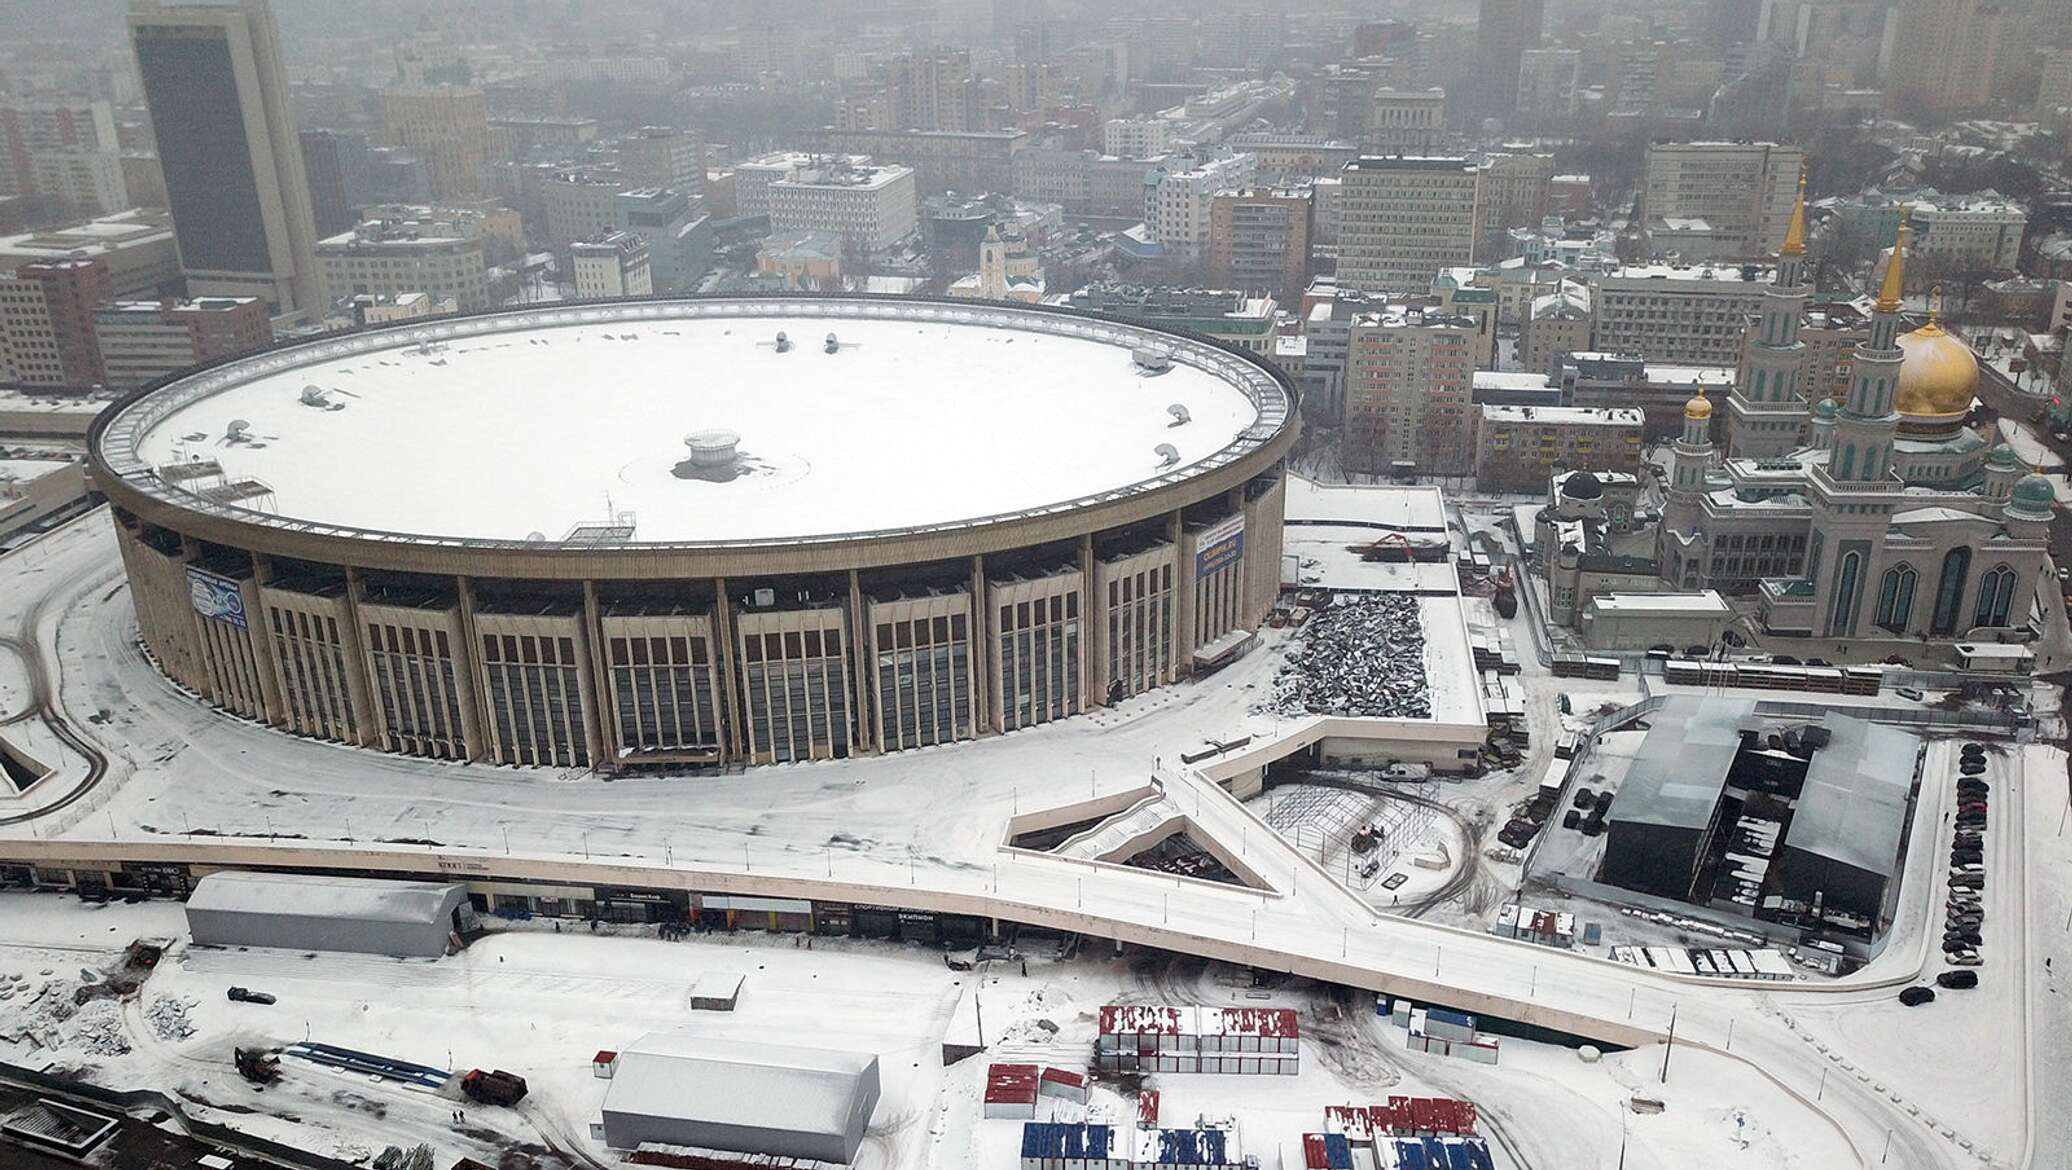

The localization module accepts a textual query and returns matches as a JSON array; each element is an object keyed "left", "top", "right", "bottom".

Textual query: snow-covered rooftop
[
  {"left": 105, "top": 300, "right": 1288, "bottom": 547},
  {"left": 184, "top": 871, "right": 464, "bottom": 925},
  {"left": 602, "top": 1033, "right": 878, "bottom": 1138}
]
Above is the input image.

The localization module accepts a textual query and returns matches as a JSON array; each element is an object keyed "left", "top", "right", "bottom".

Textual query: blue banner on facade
[{"left": 186, "top": 567, "right": 248, "bottom": 628}]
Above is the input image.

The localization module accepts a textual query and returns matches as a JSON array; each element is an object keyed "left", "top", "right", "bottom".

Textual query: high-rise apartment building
[
  {"left": 93, "top": 296, "right": 271, "bottom": 388},
  {"left": 615, "top": 126, "right": 704, "bottom": 207},
  {"left": 571, "top": 231, "right": 653, "bottom": 300},
  {"left": 0, "top": 98, "right": 127, "bottom": 213},
  {"left": 2039, "top": 51, "right": 2072, "bottom": 117},
  {"left": 1590, "top": 263, "right": 1772, "bottom": 366},
  {"left": 1641, "top": 142, "right": 1805, "bottom": 257},
  {"left": 1886, "top": 0, "right": 2015, "bottom": 112},
  {"left": 298, "top": 128, "right": 371, "bottom": 238},
  {"left": 380, "top": 84, "right": 489, "bottom": 202},
  {"left": 1337, "top": 156, "right": 1482, "bottom": 294},
  {"left": 1145, "top": 153, "right": 1257, "bottom": 264},
  {"left": 1515, "top": 48, "right": 1580, "bottom": 119},
  {"left": 0, "top": 258, "right": 112, "bottom": 387},
  {"left": 1207, "top": 187, "right": 1314, "bottom": 306},
  {"left": 1343, "top": 304, "right": 1479, "bottom": 475},
  {"left": 766, "top": 161, "right": 918, "bottom": 254},
  {"left": 316, "top": 219, "right": 489, "bottom": 312},
  {"left": 1475, "top": 0, "right": 1544, "bottom": 116},
  {"left": 1366, "top": 89, "right": 1447, "bottom": 154},
  {"left": 129, "top": 0, "right": 322, "bottom": 318}
]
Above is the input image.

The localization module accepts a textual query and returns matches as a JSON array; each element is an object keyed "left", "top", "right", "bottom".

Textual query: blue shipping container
[{"left": 1323, "top": 1133, "right": 1354, "bottom": 1170}]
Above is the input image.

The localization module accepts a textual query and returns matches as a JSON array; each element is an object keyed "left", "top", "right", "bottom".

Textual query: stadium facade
[{"left": 90, "top": 296, "right": 1297, "bottom": 770}]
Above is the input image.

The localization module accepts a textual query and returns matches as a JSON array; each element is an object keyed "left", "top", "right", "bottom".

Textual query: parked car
[
  {"left": 1898, "top": 985, "right": 1937, "bottom": 1006},
  {"left": 1897, "top": 687, "right": 1926, "bottom": 701},
  {"left": 1772, "top": 654, "right": 1802, "bottom": 666},
  {"left": 226, "top": 986, "right": 276, "bottom": 1005},
  {"left": 1936, "top": 970, "right": 1979, "bottom": 990},
  {"left": 1804, "top": 658, "right": 1831, "bottom": 667},
  {"left": 1646, "top": 644, "right": 1675, "bottom": 659},
  {"left": 1683, "top": 644, "right": 1710, "bottom": 656},
  {"left": 1949, "top": 951, "right": 1984, "bottom": 967},
  {"left": 1948, "top": 874, "right": 1983, "bottom": 889}
]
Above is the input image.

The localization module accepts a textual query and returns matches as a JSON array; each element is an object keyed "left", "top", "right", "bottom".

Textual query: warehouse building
[
  {"left": 599, "top": 1034, "right": 881, "bottom": 1162},
  {"left": 183, "top": 871, "right": 473, "bottom": 958},
  {"left": 1595, "top": 698, "right": 1920, "bottom": 939}
]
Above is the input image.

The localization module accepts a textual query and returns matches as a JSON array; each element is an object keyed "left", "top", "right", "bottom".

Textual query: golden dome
[
  {"left": 1684, "top": 388, "right": 1713, "bottom": 420},
  {"left": 1894, "top": 319, "right": 1978, "bottom": 421}
]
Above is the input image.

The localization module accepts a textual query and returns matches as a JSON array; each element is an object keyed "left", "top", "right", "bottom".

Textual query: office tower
[
  {"left": 1642, "top": 141, "right": 1806, "bottom": 257},
  {"left": 380, "top": 84, "right": 489, "bottom": 202},
  {"left": 0, "top": 258, "right": 112, "bottom": 386},
  {"left": 1337, "top": 156, "right": 1481, "bottom": 294},
  {"left": 129, "top": 0, "right": 322, "bottom": 318},
  {"left": 1475, "top": 0, "right": 1544, "bottom": 116}
]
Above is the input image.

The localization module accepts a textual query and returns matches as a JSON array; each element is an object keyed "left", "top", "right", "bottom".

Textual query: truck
[
  {"left": 234, "top": 1047, "right": 281, "bottom": 1084},
  {"left": 461, "top": 1068, "right": 529, "bottom": 1107}
]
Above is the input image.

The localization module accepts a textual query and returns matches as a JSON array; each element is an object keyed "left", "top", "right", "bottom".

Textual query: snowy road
[{"left": 0, "top": 509, "right": 2044, "bottom": 1168}]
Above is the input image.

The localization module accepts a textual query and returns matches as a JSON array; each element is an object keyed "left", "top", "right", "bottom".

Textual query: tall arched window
[
  {"left": 1931, "top": 547, "right": 1972, "bottom": 637},
  {"left": 1827, "top": 551, "right": 1863, "bottom": 637},
  {"left": 1973, "top": 564, "right": 2017, "bottom": 628},
  {"left": 1875, "top": 563, "right": 1917, "bottom": 633},
  {"left": 1837, "top": 445, "right": 1855, "bottom": 479}
]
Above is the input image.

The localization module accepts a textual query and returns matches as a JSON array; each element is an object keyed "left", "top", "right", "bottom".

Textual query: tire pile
[{"left": 1265, "top": 594, "right": 1431, "bottom": 719}]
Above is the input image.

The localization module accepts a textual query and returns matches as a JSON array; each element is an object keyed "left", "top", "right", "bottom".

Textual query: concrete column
[
  {"left": 1170, "top": 507, "right": 1194, "bottom": 680},
  {"left": 453, "top": 575, "right": 491, "bottom": 763},
  {"left": 1079, "top": 533, "right": 1099, "bottom": 710},
  {"left": 711, "top": 577, "right": 744, "bottom": 764},
  {"left": 848, "top": 569, "right": 876, "bottom": 753},
  {"left": 968, "top": 555, "right": 988, "bottom": 738},
  {"left": 337, "top": 566, "right": 381, "bottom": 748},
  {"left": 576, "top": 581, "right": 608, "bottom": 770}
]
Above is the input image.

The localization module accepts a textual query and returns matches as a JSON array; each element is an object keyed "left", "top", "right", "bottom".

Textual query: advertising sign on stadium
[
  {"left": 1195, "top": 514, "right": 1245, "bottom": 578},
  {"left": 186, "top": 567, "right": 247, "bottom": 628}
]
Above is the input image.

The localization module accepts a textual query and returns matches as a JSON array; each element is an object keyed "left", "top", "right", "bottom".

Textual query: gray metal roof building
[
  {"left": 1772, "top": 714, "right": 1919, "bottom": 923},
  {"left": 1598, "top": 697, "right": 1747, "bottom": 898},
  {"left": 184, "top": 871, "right": 471, "bottom": 958},
  {"left": 600, "top": 1034, "right": 880, "bottom": 1162}
]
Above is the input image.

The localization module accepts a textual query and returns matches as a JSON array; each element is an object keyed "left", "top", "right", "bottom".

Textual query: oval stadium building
[{"left": 90, "top": 296, "right": 1298, "bottom": 770}]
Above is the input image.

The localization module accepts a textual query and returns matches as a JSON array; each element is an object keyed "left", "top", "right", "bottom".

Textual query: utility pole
[{"left": 1659, "top": 1003, "right": 1677, "bottom": 1083}]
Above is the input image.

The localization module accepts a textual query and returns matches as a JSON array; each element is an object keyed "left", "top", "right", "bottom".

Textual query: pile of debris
[
  {"left": 147, "top": 995, "right": 196, "bottom": 1041},
  {"left": 65, "top": 1000, "right": 128, "bottom": 1056},
  {"left": 1265, "top": 594, "right": 1430, "bottom": 719},
  {"left": 373, "top": 1144, "right": 436, "bottom": 1170}
]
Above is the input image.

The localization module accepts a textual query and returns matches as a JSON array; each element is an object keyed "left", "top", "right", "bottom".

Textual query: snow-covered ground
[
  {"left": 0, "top": 511, "right": 2055, "bottom": 1169},
  {"left": 0, "top": 893, "right": 1888, "bottom": 1170}
]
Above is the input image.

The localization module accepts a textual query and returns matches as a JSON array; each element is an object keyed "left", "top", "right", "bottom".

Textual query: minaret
[
  {"left": 1659, "top": 388, "right": 1716, "bottom": 587},
  {"left": 1725, "top": 169, "right": 1811, "bottom": 460},
  {"left": 1803, "top": 221, "right": 1908, "bottom": 639}
]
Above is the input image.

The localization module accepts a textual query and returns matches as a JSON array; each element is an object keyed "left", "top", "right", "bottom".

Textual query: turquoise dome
[
  {"left": 1988, "top": 443, "right": 2019, "bottom": 469},
  {"left": 2009, "top": 473, "right": 2056, "bottom": 516}
]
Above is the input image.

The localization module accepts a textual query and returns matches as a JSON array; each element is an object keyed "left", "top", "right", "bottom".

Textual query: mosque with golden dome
[{"left": 1659, "top": 192, "right": 2055, "bottom": 643}]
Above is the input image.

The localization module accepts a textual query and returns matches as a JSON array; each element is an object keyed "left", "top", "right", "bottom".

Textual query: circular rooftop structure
[
  {"left": 96, "top": 297, "right": 1291, "bottom": 557},
  {"left": 90, "top": 296, "right": 1299, "bottom": 773}
]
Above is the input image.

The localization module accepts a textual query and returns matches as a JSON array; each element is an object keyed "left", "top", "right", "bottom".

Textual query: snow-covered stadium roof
[{"left": 100, "top": 298, "right": 1292, "bottom": 548}]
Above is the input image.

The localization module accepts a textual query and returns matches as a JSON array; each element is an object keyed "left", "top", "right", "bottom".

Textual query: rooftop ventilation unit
[
  {"left": 684, "top": 429, "right": 741, "bottom": 470},
  {"left": 298, "top": 385, "right": 328, "bottom": 407},
  {"left": 772, "top": 330, "right": 792, "bottom": 353},
  {"left": 525, "top": 531, "right": 546, "bottom": 542},
  {"left": 752, "top": 587, "right": 777, "bottom": 608},
  {"left": 224, "top": 419, "right": 251, "bottom": 442},
  {"left": 1133, "top": 346, "right": 1172, "bottom": 373},
  {"left": 1154, "top": 443, "right": 1180, "bottom": 468},
  {"left": 1167, "top": 404, "right": 1191, "bottom": 427},
  {"left": 824, "top": 332, "right": 841, "bottom": 353}
]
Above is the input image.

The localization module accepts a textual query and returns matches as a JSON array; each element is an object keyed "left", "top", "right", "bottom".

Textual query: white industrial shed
[
  {"left": 184, "top": 871, "right": 473, "bottom": 958},
  {"left": 600, "top": 1033, "right": 881, "bottom": 1162}
]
